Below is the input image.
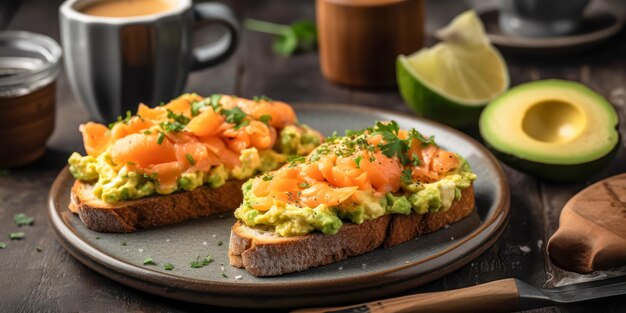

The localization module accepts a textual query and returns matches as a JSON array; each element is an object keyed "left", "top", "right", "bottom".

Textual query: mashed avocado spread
[
  {"left": 234, "top": 122, "right": 477, "bottom": 237},
  {"left": 69, "top": 125, "right": 321, "bottom": 203},
  {"left": 235, "top": 158, "right": 475, "bottom": 236}
]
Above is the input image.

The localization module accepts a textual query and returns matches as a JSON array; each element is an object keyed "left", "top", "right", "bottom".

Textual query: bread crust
[
  {"left": 229, "top": 185, "right": 474, "bottom": 276},
  {"left": 69, "top": 179, "right": 244, "bottom": 232}
]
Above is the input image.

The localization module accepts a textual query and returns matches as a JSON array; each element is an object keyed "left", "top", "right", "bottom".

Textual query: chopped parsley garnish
[
  {"left": 185, "top": 153, "right": 196, "bottom": 166},
  {"left": 324, "top": 131, "right": 339, "bottom": 143},
  {"left": 222, "top": 272, "right": 228, "bottom": 278},
  {"left": 287, "top": 155, "right": 306, "bottom": 164},
  {"left": 160, "top": 120, "right": 186, "bottom": 133},
  {"left": 210, "top": 94, "right": 222, "bottom": 110},
  {"left": 299, "top": 182, "right": 310, "bottom": 189},
  {"left": 191, "top": 99, "right": 209, "bottom": 117},
  {"left": 262, "top": 175, "right": 273, "bottom": 181},
  {"left": 190, "top": 255, "right": 214, "bottom": 268},
  {"left": 253, "top": 95, "right": 272, "bottom": 102},
  {"left": 9, "top": 232, "right": 25, "bottom": 240},
  {"left": 121, "top": 242, "right": 127, "bottom": 246},
  {"left": 108, "top": 110, "right": 132, "bottom": 129},
  {"left": 95, "top": 236, "right": 101, "bottom": 240},
  {"left": 259, "top": 114, "right": 272, "bottom": 125},
  {"left": 143, "top": 130, "right": 152, "bottom": 135},
  {"left": 167, "top": 109, "right": 190, "bottom": 125},
  {"left": 164, "top": 263, "right": 174, "bottom": 270},
  {"left": 411, "top": 153, "right": 421, "bottom": 167},
  {"left": 222, "top": 107, "right": 249, "bottom": 130},
  {"left": 371, "top": 121, "right": 410, "bottom": 165},
  {"left": 217, "top": 241, "right": 223, "bottom": 246},
  {"left": 143, "top": 257, "right": 156, "bottom": 265},
  {"left": 156, "top": 131, "right": 165, "bottom": 145},
  {"left": 401, "top": 168, "right": 413, "bottom": 185},
  {"left": 0, "top": 242, "right": 6, "bottom": 249},
  {"left": 353, "top": 155, "right": 363, "bottom": 168},
  {"left": 408, "top": 129, "right": 436, "bottom": 146},
  {"left": 13, "top": 213, "right": 34, "bottom": 227},
  {"left": 191, "top": 94, "right": 222, "bottom": 117},
  {"left": 143, "top": 173, "right": 159, "bottom": 181},
  {"left": 36, "top": 247, "right": 42, "bottom": 252}
]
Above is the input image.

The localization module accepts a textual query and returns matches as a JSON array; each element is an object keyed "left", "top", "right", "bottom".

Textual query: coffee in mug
[{"left": 80, "top": 0, "right": 172, "bottom": 17}]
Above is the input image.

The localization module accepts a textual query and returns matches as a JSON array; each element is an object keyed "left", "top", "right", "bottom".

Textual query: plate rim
[
  {"left": 48, "top": 103, "right": 510, "bottom": 306},
  {"left": 479, "top": 8, "right": 625, "bottom": 49}
]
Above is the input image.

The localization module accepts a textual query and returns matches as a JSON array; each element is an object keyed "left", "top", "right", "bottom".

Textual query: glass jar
[{"left": 0, "top": 31, "right": 62, "bottom": 167}]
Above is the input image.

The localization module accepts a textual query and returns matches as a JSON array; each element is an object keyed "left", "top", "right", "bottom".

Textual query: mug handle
[{"left": 191, "top": 2, "right": 239, "bottom": 71}]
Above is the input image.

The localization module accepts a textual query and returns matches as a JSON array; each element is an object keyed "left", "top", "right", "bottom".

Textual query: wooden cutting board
[{"left": 548, "top": 173, "right": 626, "bottom": 273}]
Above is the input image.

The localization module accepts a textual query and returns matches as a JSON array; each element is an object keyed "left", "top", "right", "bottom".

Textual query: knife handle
[{"left": 292, "top": 278, "right": 520, "bottom": 313}]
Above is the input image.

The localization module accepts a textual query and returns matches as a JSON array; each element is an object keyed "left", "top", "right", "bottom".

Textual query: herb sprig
[
  {"left": 244, "top": 19, "right": 317, "bottom": 56},
  {"left": 13, "top": 213, "right": 34, "bottom": 227},
  {"left": 190, "top": 255, "right": 214, "bottom": 268}
]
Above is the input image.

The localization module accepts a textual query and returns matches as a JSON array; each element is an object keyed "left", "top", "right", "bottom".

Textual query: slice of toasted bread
[
  {"left": 69, "top": 179, "right": 244, "bottom": 233},
  {"left": 229, "top": 185, "right": 474, "bottom": 276}
]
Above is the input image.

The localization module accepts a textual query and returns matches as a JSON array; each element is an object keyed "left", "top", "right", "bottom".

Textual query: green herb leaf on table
[
  {"left": 164, "top": 263, "right": 174, "bottom": 270},
  {"left": 143, "top": 257, "right": 156, "bottom": 265},
  {"left": 13, "top": 213, "right": 34, "bottom": 227},
  {"left": 9, "top": 232, "right": 25, "bottom": 240},
  {"left": 244, "top": 19, "right": 317, "bottom": 56},
  {"left": 0, "top": 242, "right": 6, "bottom": 249},
  {"left": 36, "top": 247, "right": 42, "bottom": 252},
  {"left": 190, "top": 255, "right": 213, "bottom": 268}
]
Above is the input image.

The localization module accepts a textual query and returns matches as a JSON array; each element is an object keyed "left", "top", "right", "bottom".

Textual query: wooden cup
[
  {"left": 317, "top": 0, "right": 425, "bottom": 87},
  {"left": 0, "top": 82, "right": 56, "bottom": 167}
]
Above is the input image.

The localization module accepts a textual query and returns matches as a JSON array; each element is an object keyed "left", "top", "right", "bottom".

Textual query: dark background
[{"left": 0, "top": 0, "right": 625, "bottom": 312}]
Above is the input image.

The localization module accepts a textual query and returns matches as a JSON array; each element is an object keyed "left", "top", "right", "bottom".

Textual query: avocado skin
[
  {"left": 486, "top": 140, "right": 620, "bottom": 182},
  {"left": 396, "top": 59, "right": 484, "bottom": 128}
]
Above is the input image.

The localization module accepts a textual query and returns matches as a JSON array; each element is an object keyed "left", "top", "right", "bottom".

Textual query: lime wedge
[{"left": 397, "top": 10, "right": 509, "bottom": 127}]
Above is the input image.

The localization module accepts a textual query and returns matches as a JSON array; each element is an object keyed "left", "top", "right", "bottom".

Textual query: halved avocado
[{"left": 479, "top": 79, "right": 619, "bottom": 182}]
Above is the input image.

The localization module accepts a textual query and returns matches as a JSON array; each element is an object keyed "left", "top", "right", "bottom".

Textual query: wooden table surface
[{"left": 1, "top": 0, "right": 625, "bottom": 312}]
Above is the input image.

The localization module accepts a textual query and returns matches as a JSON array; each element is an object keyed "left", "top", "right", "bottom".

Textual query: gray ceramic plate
[
  {"left": 479, "top": 8, "right": 624, "bottom": 55},
  {"left": 48, "top": 104, "right": 510, "bottom": 308}
]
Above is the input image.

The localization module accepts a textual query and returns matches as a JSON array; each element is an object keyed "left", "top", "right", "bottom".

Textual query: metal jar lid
[{"left": 0, "top": 31, "right": 62, "bottom": 98}]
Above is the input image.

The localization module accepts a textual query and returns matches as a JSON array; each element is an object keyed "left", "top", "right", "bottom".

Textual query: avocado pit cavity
[{"left": 522, "top": 99, "right": 586, "bottom": 144}]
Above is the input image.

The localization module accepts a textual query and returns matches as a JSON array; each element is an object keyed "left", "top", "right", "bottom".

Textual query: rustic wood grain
[
  {"left": 1, "top": 0, "right": 625, "bottom": 312},
  {"left": 293, "top": 278, "right": 520, "bottom": 313},
  {"left": 548, "top": 174, "right": 626, "bottom": 273}
]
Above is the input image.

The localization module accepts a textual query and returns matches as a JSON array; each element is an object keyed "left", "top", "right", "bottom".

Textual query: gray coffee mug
[
  {"left": 59, "top": 0, "right": 238, "bottom": 122},
  {"left": 500, "top": 0, "right": 591, "bottom": 37}
]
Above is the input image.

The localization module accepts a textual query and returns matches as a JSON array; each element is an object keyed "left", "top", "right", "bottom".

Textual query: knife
[{"left": 292, "top": 275, "right": 626, "bottom": 313}]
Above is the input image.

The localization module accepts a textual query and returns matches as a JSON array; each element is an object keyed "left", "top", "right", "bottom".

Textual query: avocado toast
[
  {"left": 229, "top": 121, "right": 477, "bottom": 276},
  {"left": 68, "top": 94, "right": 322, "bottom": 232}
]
